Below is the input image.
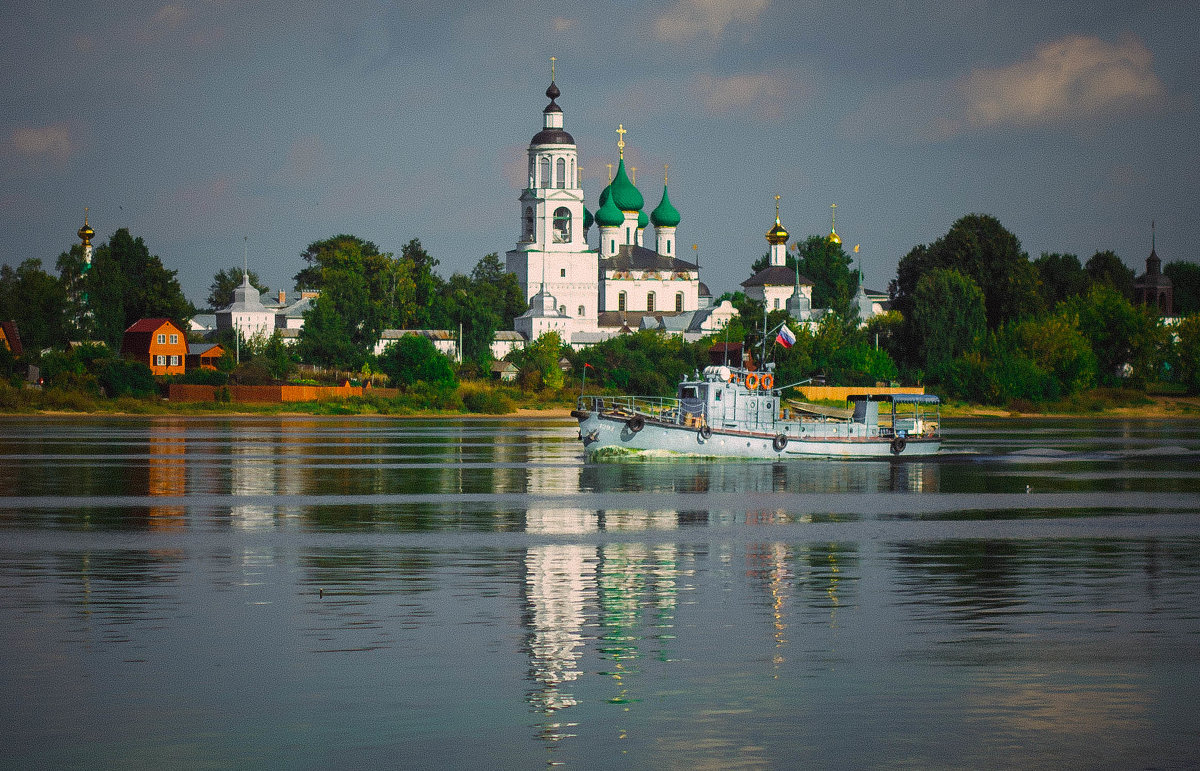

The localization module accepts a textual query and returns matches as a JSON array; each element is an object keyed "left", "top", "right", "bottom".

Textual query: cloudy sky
[{"left": 2, "top": 0, "right": 1196, "bottom": 308}]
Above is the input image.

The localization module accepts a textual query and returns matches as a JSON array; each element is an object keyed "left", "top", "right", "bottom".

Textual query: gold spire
[
  {"left": 829, "top": 203, "right": 841, "bottom": 244},
  {"left": 550, "top": 56, "right": 556, "bottom": 81},
  {"left": 77, "top": 207, "right": 94, "bottom": 246},
  {"left": 630, "top": 165, "right": 636, "bottom": 184},
  {"left": 766, "top": 195, "right": 788, "bottom": 245},
  {"left": 616, "top": 124, "right": 626, "bottom": 158},
  {"left": 664, "top": 163, "right": 669, "bottom": 184},
  {"left": 606, "top": 162, "right": 613, "bottom": 183}
]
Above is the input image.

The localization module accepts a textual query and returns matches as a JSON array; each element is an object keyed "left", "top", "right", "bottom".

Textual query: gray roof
[
  {"left": 187, "top": 342, "right": 223, "bottom": 355},
  {"left": 742, "top": 265, "right": 812, "bottom": 288},
  {"left": 602, "top": 244, "right": 698, "bottom": 273}
]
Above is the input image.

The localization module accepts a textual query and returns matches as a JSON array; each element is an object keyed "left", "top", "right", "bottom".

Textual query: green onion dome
[
  {"left": 650, "top": 185, "right": 680, "bottom": 228},
  {"left": 609, "top": 158, "right": 643, "bottom": 212},
  {"left": 638, "top": 210, "right": 648, "bottom": 228},
  {"left": 598, "top": 185, "right": 610, "bottom": 208},
  {"left": 583, "top": 206, "right": 594, "bottom": 230},
  {"left": 595, "top": 190, "right": 624, "bottom": 227}
]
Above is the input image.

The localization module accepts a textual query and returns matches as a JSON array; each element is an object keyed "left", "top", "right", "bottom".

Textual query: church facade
[{"left": 505, "top": 78, "right": 728, "bottom": 348}]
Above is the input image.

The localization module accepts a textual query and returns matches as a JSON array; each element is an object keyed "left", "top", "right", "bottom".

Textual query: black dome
[{"left": 531, "top": 128, "right": 575, "bottom": 145}]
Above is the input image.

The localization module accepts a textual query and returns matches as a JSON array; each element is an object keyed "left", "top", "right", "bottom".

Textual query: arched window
[
  {"left": 558, "top": 305, "right": 566, "bottom": 316},
  {"left": 647, "top": 292, "right": 656, "bottom": 312},
  {"left": 666, "top": 240, "right": 671, "bottom": 254},
  {"left": 675, "top": 292, "right": 683, "bottom": 312},
  {"left": 773, "top": 298, "right": 780, "bottom": 310},
  {"left": 618, "top": 292, "right": 627, "bottom": 312},
  {"left": 539, "top": 157, "right": 550, "bottom": 188},
  {"left": 522, "top": 207, "right": 534, "bottom": 241},
  {"left": 552, "top": 207, "right": 571, "bottom": 243},
  {"left": 528, "top": 158, "right": 535, "bottom": 188},
  {"left": 555, "top": 158, "right": 566, "bottom": 189},
  {"left": 577, "top": 305, "right": 585, "bottom": 316}
]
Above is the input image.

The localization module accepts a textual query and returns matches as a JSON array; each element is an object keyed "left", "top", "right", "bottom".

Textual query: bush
[
  {"left": 378, "top": 335, "right": 457, "bottom": 389},
  {"left": 460, "top": 382, "right": 517, "bottom": 414},
  {"left": 229, "top": 360, "right": 273, "bottom": 386},
  {"left": 97, "top": 359, "right": 156, "bottom": 398},
  {"left": 179, "top": 367, "right": 228, "bottom": 386}
]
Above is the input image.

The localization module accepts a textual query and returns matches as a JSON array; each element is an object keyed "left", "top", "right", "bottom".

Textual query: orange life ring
[
  {"left": 746, "top": 373, "right": 759, "bottom": 390},
  {"left": 760, "top": 374, "right": 774, "bottom": 390}
]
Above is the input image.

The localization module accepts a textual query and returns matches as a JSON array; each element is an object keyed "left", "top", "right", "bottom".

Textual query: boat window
[{"left": 681, "top": 386, "right": 698, "bottom": 399}]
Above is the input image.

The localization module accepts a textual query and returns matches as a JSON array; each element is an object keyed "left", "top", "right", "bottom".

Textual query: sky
[{"left": 2, "top": 0, "right": 1197, "bottom": 309}]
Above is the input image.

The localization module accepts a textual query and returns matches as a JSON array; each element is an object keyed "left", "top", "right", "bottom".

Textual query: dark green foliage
[
  {"left": 260, "top": 331, "right": 295, "bottom": 381},
  {"left": 1085, "top": 250, "right": 1135, "bottom": 299},
  {"left": 511, "top": 332, "right": 566, "bottom": 391},
  {"left": 179, "top": 367, "right": 228, "bottom": 386},
  {"left": 1164, "top": 262, "right": 1200, "bottom": 315},
  {"left": 563, "top": 330, "right": 704, "bottom": 397},
  {"left": 0, "top": 259, "right": 70, "bottom": 351},
  {"left": 895, "top": 214, "right": 1040, "bottom": 334},
  {"left": 377, "top": 335, "right": 457, "bottom": 388},
  {"left": 911, "top": 268, "right": 987, "bottom": 382},
  {"left": 461, "top": 384, "right": 517, "bottom": 414},
  {"left": 97, "top": 358, "right": 156, "bottom": 397},
  {"left": 229, "top": 360, "right": 274, "bottom": 385},
  {"left": 1172, "top": 315, "right": 1200, "bottom": 394},
  {"left": 1033, "top": 252, "right": 1088, "bottom": 307},
  {"left": 207, "top": 267, "right": 266, "bottom": 311}
]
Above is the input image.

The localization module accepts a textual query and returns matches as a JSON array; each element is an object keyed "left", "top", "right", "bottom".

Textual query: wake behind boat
[{"left": 571, "top": 365, "right": 941, "bottom": 459}]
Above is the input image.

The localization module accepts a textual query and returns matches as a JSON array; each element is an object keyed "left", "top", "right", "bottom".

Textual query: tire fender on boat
[
  {"left": 773, "top": 434, "right": 788, "bottom": 452},
  {"left": 627, "top": 415, "right": 645, "bottom": 433},
  {"left": 698, "top": 425, "right": 712, "bottom": 442},
  {"left": 891, "top": 436, "right": 906, "bottom": 455}
]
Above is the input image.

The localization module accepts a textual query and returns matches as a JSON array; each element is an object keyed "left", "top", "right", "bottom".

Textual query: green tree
[
  {"left": 911, "top": 268, "right": 987, "bottom": 382},
  {"left": 1002, "top": 313, "right": 1097, "bottom": 395},
  {"left": 895, "top": 214, "right": 1039, "bottom": 332},
  {"left": 1033, "top": 252, "right": 1088, "bottom": 307},
  {"left": 1085, "top": 250, "right": 1135, "bottom": 299},
  {"left": 0, "top": 259, "right": 70, "bottom": 351},
  {"left": 471, "top": 252, "right": 527, "bottom": 328},
  {"left": 1173, "top": 314, "right": 1200, "bottom": 394},
  {"left": 441, "top": 272, "right": 500, "bottom": 368},
  {"left": 401, "top": 238, "right": 445, "bottom": 329},
  {"left": 794, "top": 235, "right": 857, "bottom": 317},
  {"left": 207, "top": 267, "right": 266, "bottom": 311},
  {"left": 377, "top": 334, "right": 457, "bottom": 388},
  {"left": 1060, "top": 284, "right": 1162, "bottom": 386},
  {"left": 72, "top": 229, "right": 192, "bottom": 347},
  {"left": 1164, "top": 261, "right": 1200, "bottom": 316},
  {"left": 295, "top": 270, "right": 370, "bottom": 370}
]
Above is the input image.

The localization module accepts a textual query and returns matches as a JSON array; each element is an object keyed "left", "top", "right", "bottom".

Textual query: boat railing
[{"left": 577, "top": 395, "right": 707, "bottom": 427}]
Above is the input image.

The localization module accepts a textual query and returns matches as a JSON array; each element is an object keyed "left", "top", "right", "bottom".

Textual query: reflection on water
[{"left": 1, "top": 416, "right": 1199, "bottom": 766}]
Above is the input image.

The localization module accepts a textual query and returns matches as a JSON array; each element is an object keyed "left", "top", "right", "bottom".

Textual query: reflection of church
[{"left": 505, "top": 74, "right": 737, "bottom": 349}]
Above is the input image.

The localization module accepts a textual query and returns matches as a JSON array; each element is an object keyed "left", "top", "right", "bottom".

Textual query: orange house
[
  {"left": 121, "top": 318, "right": 188, "bottom": 375},
  {"left": 186, "top": 342, "right": 225, "bottom": 370}
]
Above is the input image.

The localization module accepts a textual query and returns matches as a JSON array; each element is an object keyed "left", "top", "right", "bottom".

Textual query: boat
[{"left": 570, "top": 365, "right": 941, "bottom": 459}]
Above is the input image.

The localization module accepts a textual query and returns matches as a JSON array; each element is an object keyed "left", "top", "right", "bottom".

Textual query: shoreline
[{"left": 7, "top": 397, "right": 1200, "bottom": 420}]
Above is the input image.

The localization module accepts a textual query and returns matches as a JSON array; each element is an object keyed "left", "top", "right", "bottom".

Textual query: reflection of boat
[{"left": 572, "top": 365, "right": 941, "bottom": 459}]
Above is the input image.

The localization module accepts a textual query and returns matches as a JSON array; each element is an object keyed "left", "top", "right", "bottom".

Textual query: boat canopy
[{"left": 847, "top": 393, "right": 941, "bottom": 405}]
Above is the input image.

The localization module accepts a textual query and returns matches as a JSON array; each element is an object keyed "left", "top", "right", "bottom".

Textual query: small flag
[
  {"left": 776, "top": 325, "right": 796, "bottom": 349},
  {"left": 854, "top": 244, "right": 860, "bottom": 253},
  {"left": 584, "top": 362, "right": 595, "bottom": 370}
]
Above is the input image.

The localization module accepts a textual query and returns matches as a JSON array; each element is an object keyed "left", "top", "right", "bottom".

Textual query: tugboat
[{"left": 571, "top": 365, "right": 941, "bottom": 459}]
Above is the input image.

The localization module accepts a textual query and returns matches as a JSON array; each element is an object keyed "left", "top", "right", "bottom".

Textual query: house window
[
  {"left": 618, "top": 292, "right": 627, "bottom": 312},
  {"left": 676, "top": 292, "right": 683, "bottom": 312},
  {"left": 577, "top": 305, "right": 585, "bottom": 316},
  {"left": 157, "top": 334, "right": 165, "bottom": 344},
  {"left": 169, "top": 334, "right": 178, "bottom": 344},
  {"left": 560, "top": 268, "right": 566, "bottom": 278},
  {"left": 155, "top": 355, "right": 166, "bottom": 366},
  {"left": 556, "top": 158, "right": 566, "bottom": 189},
  {"left": 170, "top": 355, "right": 180, "bottom": 366},
  {"left": 552, "top": 207, "right": 571, "bottom": 243},
  {"left": 647, "top": 292, "right": 656, "bottom": 312},
  {"left": 774, "top": 298, "right": 780, "bottom": 310},
  {"left": 558, "top": 305, "right": 565, "bottom": 315}
]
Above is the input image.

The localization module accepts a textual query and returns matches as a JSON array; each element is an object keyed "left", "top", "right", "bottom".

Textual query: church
[{"left": 505, "top": 76, "right": 736, "bottom": 349}]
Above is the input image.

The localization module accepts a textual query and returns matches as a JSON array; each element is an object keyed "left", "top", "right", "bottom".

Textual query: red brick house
[{"left": 121, "top": 319, "right": 188, "bottom": 375}]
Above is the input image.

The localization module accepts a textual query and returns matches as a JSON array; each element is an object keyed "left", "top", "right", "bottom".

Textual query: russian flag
[{"left": 776, "top": 325, "right": 796, "bottom": 349}]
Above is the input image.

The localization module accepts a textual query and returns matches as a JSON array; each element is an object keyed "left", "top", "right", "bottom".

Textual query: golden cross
[
  {"left": 831, "top": 202, "right": 837, "bottom": 229},
  {"left": 83, "top": 206, "right": 88, "bottom": 224},
  {"left": 664, "top": 163, "right": 669, "bottom": 184},
  {"left": 616, "top": 124, "right": 626, "bottom": 157}
]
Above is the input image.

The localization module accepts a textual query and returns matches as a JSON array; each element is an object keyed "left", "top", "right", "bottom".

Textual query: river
[{"left": 1, "top": 415, "right": 1198, "bottom": 768}]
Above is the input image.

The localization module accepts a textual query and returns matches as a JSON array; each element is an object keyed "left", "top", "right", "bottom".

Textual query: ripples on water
[{"left": 1, "top": 415, "right": 1199, "bottom": 768}]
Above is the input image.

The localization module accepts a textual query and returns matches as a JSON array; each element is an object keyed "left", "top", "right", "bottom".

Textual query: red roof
[{"left": 125, "top": 318, "right": 183, "bottom": 333}]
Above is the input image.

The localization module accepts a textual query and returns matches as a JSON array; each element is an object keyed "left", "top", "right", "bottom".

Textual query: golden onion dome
[
  {"left": 77, "top": 211, "right": 94, "bottom": 245},
  {"left": 766, "top": 217, "right": 789, "bottom": 245},
  {"left": 828, "top": 228, "right": 841, "bottom": 245},
  {"left": 828, "top": 202, "right": 841, "bottom": 244}
]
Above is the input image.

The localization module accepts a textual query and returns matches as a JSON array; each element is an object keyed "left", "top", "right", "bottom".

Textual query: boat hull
[{"left": 574, "top": 410, "right": 940, "bottom": 459}]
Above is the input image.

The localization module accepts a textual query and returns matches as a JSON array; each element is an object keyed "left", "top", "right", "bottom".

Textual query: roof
[
  {"left": 531, "top": 128, "right": 575, "bottom": 146},
  {"left": 379, "top": 329, "right": 455, "bottom": 341},
  {"left": 124, "top": 318, "right": 185, "bottom": 334},
  {"left": 603, "top": 244, "right": 698, "bottom": 273},
  {"left": 650, "top": 184, "right": 680, "bottom": 227},
  {"left": 493, "top": 330, "right": 525, "bottom": 341},
  {"left": 0, "top": 321, "right": 23, "bottom": 357},
  {"left": 490, "top": 361, "right": 519, "bottom": 373},
  {"left": 188, "top": 343, "right": 224, "bottom": 356},
  {"left": 598, "top": 310, "right": 690, "bottom": 329},
  {"left": 848, "top": 393, "right": 940, "bottom": 404},
  {"left": 742, "top": 265, "right": 812, "bottom": 288}
]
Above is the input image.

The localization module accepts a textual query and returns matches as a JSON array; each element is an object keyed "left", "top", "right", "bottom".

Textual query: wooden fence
[
  {"left": 169, "top": 384, "right": 399, "bottom": 403},
  {"left": 793, "top": 385, "right": 924, "bottom": 402}
]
